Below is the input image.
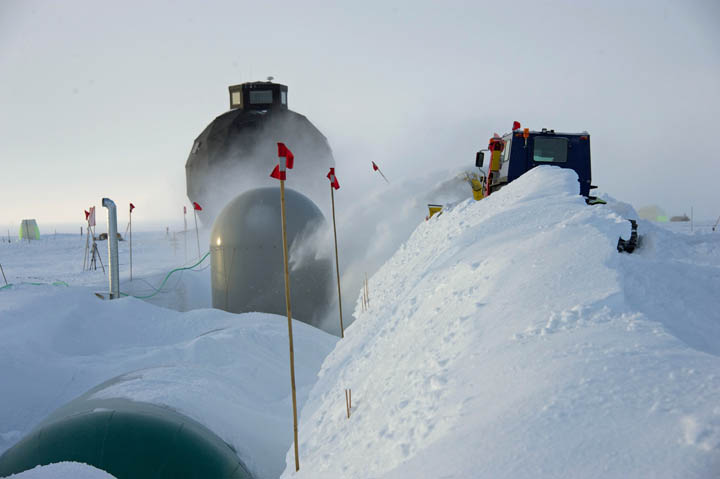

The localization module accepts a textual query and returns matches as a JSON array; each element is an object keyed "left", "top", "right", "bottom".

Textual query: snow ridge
[{"left": 282, "top": 166, "right": 720, "bottom": 479}]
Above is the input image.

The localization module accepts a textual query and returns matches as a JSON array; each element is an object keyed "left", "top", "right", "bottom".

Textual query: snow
[
  {"left": 0, "top": 235, "right": 337, "bottom": 479},
  {"left": 2, "top": 166, "right": 719, "bottom": 479},
  {"left": 280, "top": 166, "right": 720, "bottom": 478},
  {"left": 3, "top": 462, "right": 116, "bottom": 479}
]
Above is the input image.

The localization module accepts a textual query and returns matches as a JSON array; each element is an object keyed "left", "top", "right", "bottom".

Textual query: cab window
[
  {"left": 249, "top": 90, "right": 273, "bottom": 105},
  {"left": 533, "top": 137, "right": 568, "bottom": 163},
  {"left": 502, "top": 139, "right": 512, "bottom": 164}
]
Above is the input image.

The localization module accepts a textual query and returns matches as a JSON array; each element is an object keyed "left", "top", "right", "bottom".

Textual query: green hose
[
  {"left": 123, "top": 251, "right": 210, "bottom": 299},
  {"left": 0, "top": 280, "right": 69, "bottom": 291},
  {"left": 0, "top": 253, "right": 209, "bottom": 299}
]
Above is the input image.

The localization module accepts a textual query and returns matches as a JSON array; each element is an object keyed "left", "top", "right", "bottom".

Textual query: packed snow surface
[
  {"left": 0, "top": 233, "right": 336, "bottom": 479},
  {"left": 281, "top": 166, "right": 720, "bottom": 478},
  {"left": 1, "top": 166, "right": 719, "bottom": 479},
  {"left": 4, "top": 462, "right": 116, "bottom": 479}
]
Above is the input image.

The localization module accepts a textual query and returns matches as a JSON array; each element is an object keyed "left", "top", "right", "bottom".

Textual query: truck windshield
[{"left": 533, "top": 137, "right": 568, "bottom": 163}]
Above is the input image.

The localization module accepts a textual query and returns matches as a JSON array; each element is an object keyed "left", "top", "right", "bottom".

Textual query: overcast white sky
[{"left": 1, "top": 0, "right": 719, "bottom": 232}]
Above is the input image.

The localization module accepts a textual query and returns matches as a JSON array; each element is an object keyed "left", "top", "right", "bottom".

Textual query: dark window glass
[
  {"left": 249, "top": 90, "right": 273, "bottom": 104},
  {"left": 533, "top": 137, "right": 568, "bottom": 163}
]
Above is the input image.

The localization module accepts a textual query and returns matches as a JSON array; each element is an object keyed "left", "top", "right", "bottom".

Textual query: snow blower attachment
[
  {"left": 617, "top": 219, "right": 639, "bottom": 253},
  {"left": 426, "top": 204, "right": 443, "bottom": 220}
]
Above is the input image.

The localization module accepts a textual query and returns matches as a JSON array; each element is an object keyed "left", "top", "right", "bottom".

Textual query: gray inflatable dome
[{"left": 210, "top": 187, "right": 333, "bottom": 332}]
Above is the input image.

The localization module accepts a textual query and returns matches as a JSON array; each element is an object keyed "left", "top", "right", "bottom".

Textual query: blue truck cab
[{"left": 478, "top": 127, "right": 594, "bottom": 197}]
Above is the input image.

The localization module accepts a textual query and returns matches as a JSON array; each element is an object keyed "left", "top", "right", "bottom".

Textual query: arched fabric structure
[
  {"left": 0, "top": 377, "right": 253, "bottom": 479},
  {"left": 185, "top": 106, "right": 335, "bottom": 227}
]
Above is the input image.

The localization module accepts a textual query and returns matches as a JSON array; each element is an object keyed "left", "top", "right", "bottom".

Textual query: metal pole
[
  {"left": 330, "top": 183, "right": 344, "bottom": 338},
  {"left": 102, "top": 198, "right": 120, "bottom": 299},
  {"left": 691, "top": 206, "right": 694, "bottom": 233},
  {"left": 0, "top": 263, "right": 7, "bottom": 285},
  {"left": 129, "top": 207, "right": 133, "bottom": 281},
  {"left": 83, "top": 222, "right": 90, "bottom": 271},
  {"left": 280, "top": 179, "right": 300, "bottom": 472},
  {"left": 184, "top": 208, "right": 188, "bottom": 264},
  {"left": 194, "top": 210, "right": 201, "bottom": 259}
]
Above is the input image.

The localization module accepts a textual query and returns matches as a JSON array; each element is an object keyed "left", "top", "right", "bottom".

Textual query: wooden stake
[
  {"left": 365, "top": 274, "right": 369, "bottom": 306},
  {"left": 280, "top": 179, "right": 300, "bottom": 472},
  {"left": 345, "top": 389, "right": 351, "bottom": 419},
  {"left": 330, "top": 183, "right": 344, "bottom": 338}
]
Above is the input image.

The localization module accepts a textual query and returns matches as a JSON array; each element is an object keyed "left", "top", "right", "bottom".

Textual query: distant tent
[
  {"left": 637, "top": 205, "right": 668, "bottom": 222},
  {"left": 19, "top": 219, "right": 40, "bottom": 240}
]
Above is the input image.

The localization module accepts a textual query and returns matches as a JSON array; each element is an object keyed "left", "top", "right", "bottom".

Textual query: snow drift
[
  {"left": 281, "top": 166, "right": 720, "bottom": 478},
  {"left": 0, "top": 285, "right": 336, "bottom": 479}
]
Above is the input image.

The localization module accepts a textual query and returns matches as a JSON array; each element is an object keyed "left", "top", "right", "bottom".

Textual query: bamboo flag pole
[
  {"left": 280, "top": 178, "right": 300, "bottom": 472},
  {"left": 273, "top": 142, "right": 300, "bottom": 472},
  {"left": 327, "top": 168, "right": 344, "bottom": 338}
]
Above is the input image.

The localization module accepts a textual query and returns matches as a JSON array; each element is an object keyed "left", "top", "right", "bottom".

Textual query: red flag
[
  {"left": 129, "top": 203, "right": 135, "bottom": 213},
  {"left": 278, "top": 142, "right": 294, "bottom": 169},
  {"left": 512, "top": 121, "right": 521, "bottom": 131},
  {"left": 183, "top": 206, "right": 187, "bottom": 214},
  {"left": 270, "top": 164, "right": 286, "bottom": 181},
  {"left": 193, "top": 202, "right": 202, "bottom": 211},
  {"left": 327, "top": 167, "right": 340, "bottom": 190},
  {"left": 371, "top": 161, "right": 389, "bottom": 183},
  {"left": 84, "top": 210, "right": 90, "bottom": 220}
]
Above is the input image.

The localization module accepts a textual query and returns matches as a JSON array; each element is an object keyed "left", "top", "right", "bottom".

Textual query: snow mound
[
  {"left": 282, "top": 166, "right": 720, "bottom": 478},
  {"left": 0, "top": 285, "right": 336, "bottom": 479},
  {"left": 3, "top": 462, "right": 116, "bottom": 479}
]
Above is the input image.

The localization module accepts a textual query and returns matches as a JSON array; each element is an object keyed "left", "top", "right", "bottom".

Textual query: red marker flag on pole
[
  {"left": 183, "top": 206, "right": 187, "bottom": 214},
  {"left": 371, "top": 161, "right": 389, "bottom": 183},
  {"left": 327, "top": 167, "right": 340, "bottom": 190},
  {"left": 193, "top": 202, "right": 202, "bottom": 211},
  {"left": 271, "top": 142, "right": 294, "bottom": 181},
  {"left": 270, "top": 164, "right": 286, "bottom": 181},
  {"left": 84, "top": 210, "right": 90, "bottom": 220},
  {"left": 129, "top": 203, "right": 135, "bottom": 213},
  {"left": 278, "top": 142, "right": 294, "bottom": 169}
]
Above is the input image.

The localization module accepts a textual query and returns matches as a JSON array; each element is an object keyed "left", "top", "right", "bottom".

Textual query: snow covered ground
[
  {"left": 5, "top": 462, "right": 115, "bottom": 479},
  {"left": 281, "top": 167, "right": 720, "bottom": 478},
  {"left": 1, "top": 166, "right": 719, "bottom": 478},
  {"left": 0, "top": 232, "right": 336, "bottom": 478}
]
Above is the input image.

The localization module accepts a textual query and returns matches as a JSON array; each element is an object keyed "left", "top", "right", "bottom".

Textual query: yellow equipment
[
  {"left": 427, "top": 204, "right": 443, "bottom": 220},
  {"left": 464, "top": 172, "right": 485, "bottom": 201}
]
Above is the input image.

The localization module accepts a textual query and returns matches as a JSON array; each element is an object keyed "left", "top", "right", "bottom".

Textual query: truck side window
[
  {"left": 533, "top": 137, "right": 568, "bottom": 163},
  {"left": 502, "top": 139, "right": 512, "bottom": 164}
]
